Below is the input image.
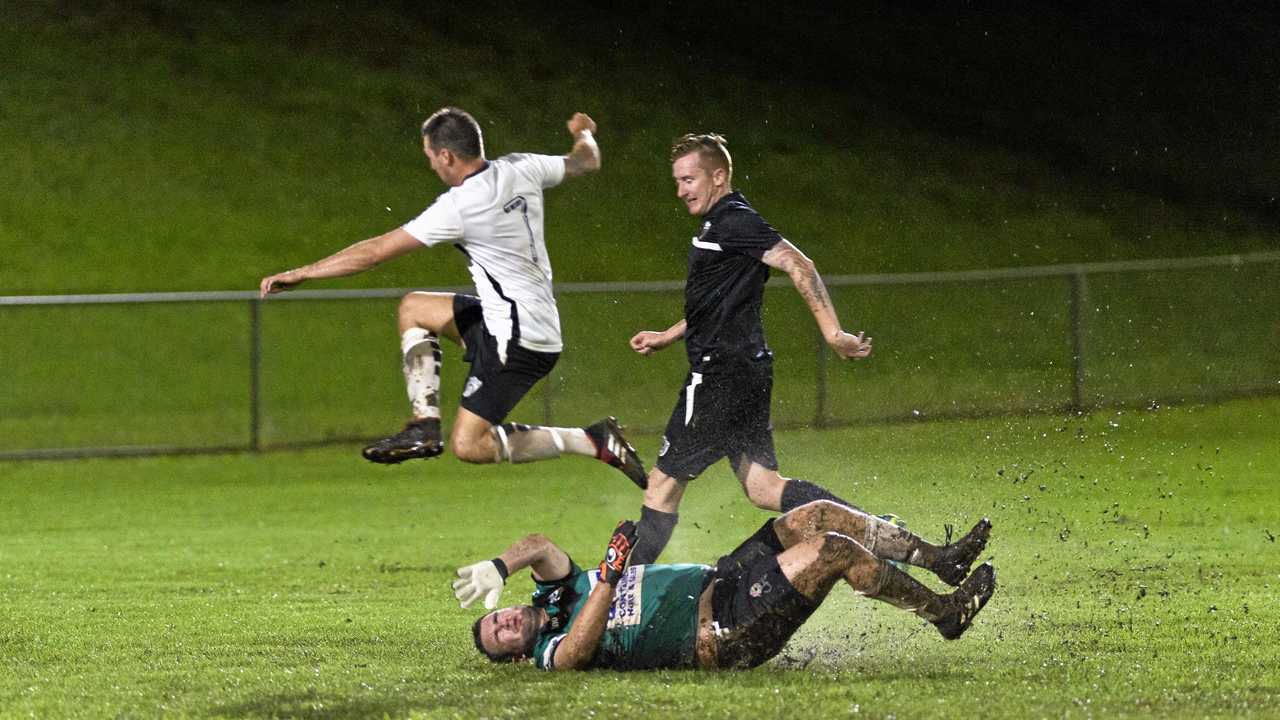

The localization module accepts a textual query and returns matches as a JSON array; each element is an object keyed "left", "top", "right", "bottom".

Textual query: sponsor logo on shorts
[
  {"left": 658, "top": 436, "right": 670, "bottom": 457},
  {"left": 749, "top": 578, "right": 773, "bottom": 598},
  {"left": 463, "top": 377, "right": 483, "bottom": 398}
]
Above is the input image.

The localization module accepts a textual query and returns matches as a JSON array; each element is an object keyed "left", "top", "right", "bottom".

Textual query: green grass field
[{"left": 3, "top": 397, "right": 1277, "bottom": 718}]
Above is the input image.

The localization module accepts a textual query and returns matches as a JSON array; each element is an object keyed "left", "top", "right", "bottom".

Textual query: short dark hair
[
  {"left": 670, "top": 133, "right": 732, "bottom": 182},
  {"left": 422, "top": 107, "right": 484, "bottom": 159},
  {"left": 472, "top": 613, "right": 521, "bottom": 664}
]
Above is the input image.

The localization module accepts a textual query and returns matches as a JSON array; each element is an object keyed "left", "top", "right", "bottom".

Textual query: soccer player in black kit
[{"left": 627, "top": 133, "right": 989, "bottom": 570}]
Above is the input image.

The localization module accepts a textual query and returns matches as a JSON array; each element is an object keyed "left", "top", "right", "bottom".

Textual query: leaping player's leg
[
  {"left": 628, "top": 469, "right": 685, "bottom": 566},
  {"left": 732, "top": 459, "right": 866, "bottom": 513},
  {"left": 448, "top": 409, "right": 648, "bottom": 488},
  {"left": 628, "top": 377, "right": 726, "bottom": 566},
  {"left": 363, "top": 292, "right": 460, "bottom": 464},
  {"left": 443, "top": 311, "right": 646, "bottom": 483}
]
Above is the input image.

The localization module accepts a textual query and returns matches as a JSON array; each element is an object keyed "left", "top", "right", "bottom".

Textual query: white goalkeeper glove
[{"left": 452, "top": 559, "right": 508, "bottom": 609}]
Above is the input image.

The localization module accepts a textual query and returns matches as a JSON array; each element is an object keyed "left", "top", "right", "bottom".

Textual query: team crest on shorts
[
  {"left": 749, "top": 578, "right": 773, "bottom": 598},
  {"left": 463, "top": 377, "right": 483, "bottom": 398},
  {"left": 658, "top": 436, "right": 670, "bottom": 457}
]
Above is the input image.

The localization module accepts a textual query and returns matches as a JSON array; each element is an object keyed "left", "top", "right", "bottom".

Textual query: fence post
[
  {"left": 815, "top": 328, "right": 829, "bottom": 428},
  {"left": 543, "top": 374, "right": 554, "bottom": 426},
  {"left": 249, "top": 298, "right": 262, "bottom": 451},
  {"left": 1069, "top": 270, "right": 1088, "bottom": 412}
]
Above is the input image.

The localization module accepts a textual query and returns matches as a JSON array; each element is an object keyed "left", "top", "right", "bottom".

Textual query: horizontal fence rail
[
  {"left": 2, "top": 250, "right": 1278, "bottom": 461},
  {"left": 6, "top": 251, "right": 1279, "bottom": 306}
]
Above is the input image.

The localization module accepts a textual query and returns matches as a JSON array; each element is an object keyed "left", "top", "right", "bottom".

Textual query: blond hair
[{"left": 670, "top": 133, "right": 732, "bottom": 183}]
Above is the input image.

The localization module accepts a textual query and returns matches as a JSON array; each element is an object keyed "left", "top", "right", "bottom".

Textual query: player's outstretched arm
[
  {"left": 258, "top": 227, "right": 421, "bottom": 297},
  {"left": 629, "top": 319, "right": 687, "bottom": 356},
  {"left": 761, "top": 240, "right": 872, "bottom": 360},
  {"left": 550, "top": 521, "right": 637, "bottom": 671},
  {"left": 563, "top": 112, "right": 600, "bottom": 178},
  {"left": 452, "top": 533, "right": 572, "bottom": 610}
]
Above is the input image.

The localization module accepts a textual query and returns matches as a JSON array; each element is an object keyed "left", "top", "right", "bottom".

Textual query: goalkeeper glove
[
  {"left": 599, "top": 520, "right": 638, "bottom": 587},
  {"left": 452, "top": 558, "right": 509, "bottom": 609}
]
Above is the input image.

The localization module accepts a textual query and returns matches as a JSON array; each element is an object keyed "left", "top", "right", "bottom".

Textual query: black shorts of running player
[
  {"left": 655, "top": 351, "right": 778, "bottom": 481},
  {"left": 709, "top": 519, "right": 818, "bottom": 669},
  {"left": 453, "top": 294, "right": 559, "bottom": 425}
]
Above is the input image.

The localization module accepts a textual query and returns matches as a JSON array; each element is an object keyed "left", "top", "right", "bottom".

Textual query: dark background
[{"left": 38, "top": 0, "right": 1277, "bottom": 220}]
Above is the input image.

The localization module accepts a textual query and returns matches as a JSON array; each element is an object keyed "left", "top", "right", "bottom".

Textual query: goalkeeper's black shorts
[
  {"left": 654, "top": 351, "right": 778, "bottom": 481},
  {"left": 709, "top": 520, "right": 818, "bottom": 669}
]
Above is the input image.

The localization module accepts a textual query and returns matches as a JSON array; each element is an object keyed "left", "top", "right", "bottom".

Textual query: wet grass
[{"left": 2, "top": 396, "right": 1277, "bottom": 718}]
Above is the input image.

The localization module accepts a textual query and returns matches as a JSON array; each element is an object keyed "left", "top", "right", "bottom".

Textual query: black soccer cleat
[
  {"left": 931, "top": 518, "right": 992, "bottom": 587},
  {"left": 362, "top": 418, "right": 444, "bottom": 464},
  {"left": 585, "top": 416, "right": 648, "bottom": 490},
  {"left": 934, "top": 562, "right": 996, "bottom": 641}
]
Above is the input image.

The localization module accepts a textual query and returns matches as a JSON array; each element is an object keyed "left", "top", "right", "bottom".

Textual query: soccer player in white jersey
[{"left": 259, "top": 107, "right": 645, "bottom": 486}]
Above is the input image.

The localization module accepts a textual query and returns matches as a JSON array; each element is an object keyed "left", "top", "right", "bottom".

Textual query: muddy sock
[
  {"left": 859, "top": 515, "right": 941, "bottom": 568},
  {"left": 630, "top": 506, "right": 678, "bottom": 566},
  {"left": 863, "top": 560, "right": 947, "bottom": 622},
  {"left": 401, "top": 329, "right": 442, "bottom": 420}
]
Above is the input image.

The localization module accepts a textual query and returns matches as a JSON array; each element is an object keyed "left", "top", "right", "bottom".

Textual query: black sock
[
  {"left": 780, "top": 478, "right": 863, "bottom": 513},
  {"left": 630, "top": 506, "right": 678, "bottom": 566}
]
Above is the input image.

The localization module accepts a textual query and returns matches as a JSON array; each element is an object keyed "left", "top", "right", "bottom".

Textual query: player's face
[
  {"left": 480, "top": 606, "right": 540, "bottom": 658},
  {"left": 672, "top": 153, "right": 726, "bottom": 216},
  {"left": 422, "top": 138, "right": 451, "bottom": 184}
]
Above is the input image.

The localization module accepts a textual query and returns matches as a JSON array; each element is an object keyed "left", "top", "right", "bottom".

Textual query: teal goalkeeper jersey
[{"left": 531, "top": 561, "right": 711, "bottom": 670}]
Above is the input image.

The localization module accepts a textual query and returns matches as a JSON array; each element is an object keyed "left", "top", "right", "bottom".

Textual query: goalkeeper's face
[{"left": 479, "top": 606, "right": 541, "bottom": 660}]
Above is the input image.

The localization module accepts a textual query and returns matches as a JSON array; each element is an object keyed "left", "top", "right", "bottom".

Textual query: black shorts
[
  {"left": 453, "top": 294, "right": 559, "bottom": 425},
  {"left": 655, "top": 353, "right": 778, "bottom": 481},
  {"left": 710, "top": 520, "right": 818, "bottom": 670}
]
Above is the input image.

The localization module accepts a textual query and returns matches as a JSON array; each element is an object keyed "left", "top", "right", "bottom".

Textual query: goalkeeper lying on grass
[{"left": 458, "top": 501, "right": 994, "bottom": 670}]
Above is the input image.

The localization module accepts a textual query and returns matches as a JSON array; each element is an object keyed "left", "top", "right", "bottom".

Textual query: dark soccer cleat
[
  {"left": 931, "top": 518, "right": 992, "bottom": 586},
  {"left": 585, "top": 416, "right": 648, "bottom": 490},
  {"left": 934, "top": 562, "right": 996, "bottom": 641},
  {"left": 362, "top": 418, "right": 444, "bottom": 464}
]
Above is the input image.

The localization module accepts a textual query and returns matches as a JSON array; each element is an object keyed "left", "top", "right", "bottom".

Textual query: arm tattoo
[{"left": 801, "top": 265, "right": 832, "bottom": 311}]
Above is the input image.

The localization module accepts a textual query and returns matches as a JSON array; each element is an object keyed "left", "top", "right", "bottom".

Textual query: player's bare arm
[
  {"left": 563, "top": 112, "right": 600, "bottom": 178},
  {"left": 500, "top": 533, "right": 573, "bottom": 582},
  {"left": 548, "top": 581, "right": 614, "bottom": 670},
  {"left": 259, "top": 227, "right": 421, "bottom": 297},
  {"left": 550, "top": 520, "right": 636, "bottom": 671},
  {"left": 761, "top": 240, "right": 872, "bottom": 360},
  {"left": 629, "top": 319, "right": 687, "bottom": 356},
  {"left": 453, "top": 533, "right": 573, "bottom": 609}
]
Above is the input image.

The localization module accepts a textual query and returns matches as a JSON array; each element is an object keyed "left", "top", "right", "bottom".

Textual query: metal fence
[{"left": 3, "top": 251, "right": 1278, "bottom": 461}]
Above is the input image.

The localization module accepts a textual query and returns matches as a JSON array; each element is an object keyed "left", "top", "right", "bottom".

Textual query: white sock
[
  {"left": 401, "top": 328, "right": 441, "bottom": 420},
  {"left": 862, "top": 515, "right": 928, "bottom": 565},
  {"left": 493, "top": 424, "right": 596, "bottom": 463}
]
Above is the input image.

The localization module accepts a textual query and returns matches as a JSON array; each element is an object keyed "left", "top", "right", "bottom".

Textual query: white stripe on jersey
[{"left": 691, "top": 238, "right": 722, "bottom": 251}]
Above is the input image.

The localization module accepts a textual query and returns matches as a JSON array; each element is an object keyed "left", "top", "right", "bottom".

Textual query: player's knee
[
  {"left": 744, "top": 474, "right": 787, "bottom": 510},
  {"left": 397, "top": 293, "right": 423, "bottom": 319},
  {"left": 817, "top": 531, "right": 870, "bottom": 568},
  {"left": 804, "top": 500, "right": 844, "bottom": 524},
  {"left": 451, "top": 434, "right": 492, "bottom": 464}
]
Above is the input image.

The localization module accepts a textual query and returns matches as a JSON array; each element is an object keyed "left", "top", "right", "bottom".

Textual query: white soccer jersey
[{"left": 403, "top": 153, "right": 567, "bottom": 359}]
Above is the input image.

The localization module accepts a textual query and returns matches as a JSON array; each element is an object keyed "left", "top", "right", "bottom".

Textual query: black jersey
[{"left": 682, "top": 192, "right": 783, "bottom": 368}]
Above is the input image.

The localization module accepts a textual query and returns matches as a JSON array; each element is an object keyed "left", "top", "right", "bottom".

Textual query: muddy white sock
[
  {"left": 401, "top": 328, "right": 441, "bottom": 420},
  {"left": 492, "top": 423, "right": 595, "bottom": 463},
  {"left": 861, "top": 515, "right": 939, "bottom": 568}
]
